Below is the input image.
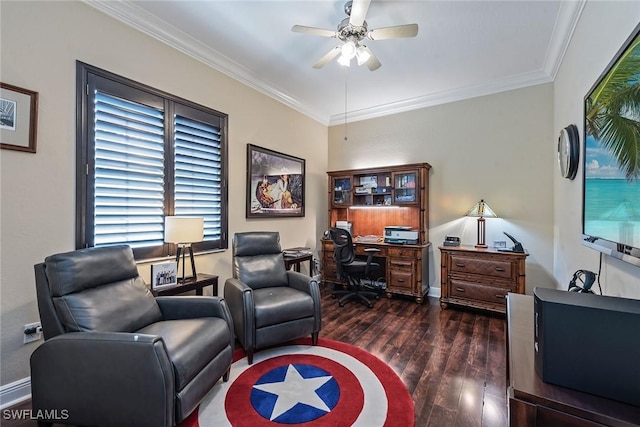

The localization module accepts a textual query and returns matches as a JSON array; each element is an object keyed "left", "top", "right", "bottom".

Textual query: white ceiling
[{"left": 87, "top": 0, "right": 585, "bottom": 125}]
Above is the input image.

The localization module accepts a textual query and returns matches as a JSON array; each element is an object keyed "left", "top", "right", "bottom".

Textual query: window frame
[{"left": 76, "top": 61, "right": 228, "bottom": 259}]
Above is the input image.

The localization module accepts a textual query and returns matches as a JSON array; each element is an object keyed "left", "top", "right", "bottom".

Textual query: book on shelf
[{"left": 283, "top": 247, "right": 312, "bottom": 256}]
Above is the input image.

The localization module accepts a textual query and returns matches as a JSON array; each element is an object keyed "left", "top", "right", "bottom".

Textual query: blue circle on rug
[{"left": 250, "top": 363, "right": 340, "bottom": 424}]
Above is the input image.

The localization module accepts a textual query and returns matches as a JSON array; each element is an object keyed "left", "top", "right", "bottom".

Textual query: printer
[{"left": 384, "top": 226, "right": 419, "bottom": 244}]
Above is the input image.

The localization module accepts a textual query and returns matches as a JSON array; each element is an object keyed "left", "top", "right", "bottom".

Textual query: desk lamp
[
  {"left": 466, "top": 199, "right": 497, "bottom": 248},
  {"left": 164, "top": 216, "right": 204, "bottom": 283}
]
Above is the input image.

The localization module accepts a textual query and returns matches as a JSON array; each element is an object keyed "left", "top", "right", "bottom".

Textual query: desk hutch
[{"left": 321, "top": 163, "right": 431, "bottom": 303}]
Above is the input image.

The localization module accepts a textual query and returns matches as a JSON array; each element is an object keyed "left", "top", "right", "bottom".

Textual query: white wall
[
  {"left": 328, "top": 84, "right": 556, "bottom": 295},
  {"left": 553, "top": 1, "right": 640, "bottom": 297},
  {"left": 0, "top": 1, "right": 327, "bottom": 386}
]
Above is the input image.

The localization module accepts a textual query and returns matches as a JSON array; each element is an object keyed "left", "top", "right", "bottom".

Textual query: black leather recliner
[
  {"left": 30, "top": 245, "right": 234, "bottom": 427},
  {"left": 224, "top": 232, "right": 321, "bottom": 364}
]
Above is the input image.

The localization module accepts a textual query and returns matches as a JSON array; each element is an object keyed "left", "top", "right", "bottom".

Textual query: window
[{"left": 76, "top": 62, "right": 228, "bottom": 259}]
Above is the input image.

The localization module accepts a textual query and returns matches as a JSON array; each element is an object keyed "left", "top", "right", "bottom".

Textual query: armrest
[
  {"left": 156, "top": 296, "right": 229, "bottom": 320},
  {"left": 156, "top": 296, "right": 234, "bottom": 346},
  {"left": 223, "top": 278, "right": 254, "bottom": 350},
  {"left": 364, "top": 247, "right": 380, "bottom": 262},
  {"left": 287, "top": 271, "right": 321, "bottom": 330},
  {"left": 30, "top": 332, "right": 174, "bottom": 427}
]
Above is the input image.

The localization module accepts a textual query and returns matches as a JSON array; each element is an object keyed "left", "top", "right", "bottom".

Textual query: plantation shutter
[
  {"left": 174, "top": 114, "right": 223, "bottom": 242},
  {"left": 77, "top": 62, "right": 228, "bottom": 259},
  {"left": 93, "top": 91, "right": 166, "bottom": 249}
]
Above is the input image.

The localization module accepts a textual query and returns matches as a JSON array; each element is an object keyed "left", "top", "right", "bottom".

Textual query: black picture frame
[{"left": 246, "top": 144, "right": 305, "bottom": 218}]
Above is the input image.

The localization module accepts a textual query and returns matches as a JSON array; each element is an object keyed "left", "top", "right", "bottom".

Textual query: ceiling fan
[{"left": 292, "top": 0, "right": 419, "bottom": 71}]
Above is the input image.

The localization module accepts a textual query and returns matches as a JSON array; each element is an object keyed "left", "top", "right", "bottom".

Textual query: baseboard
[
  {"left": 428, "top": 287, "right": 441, "bottom": 299},
  {"left": 0, "top": 377, "right": 31, "bottom": 409}
]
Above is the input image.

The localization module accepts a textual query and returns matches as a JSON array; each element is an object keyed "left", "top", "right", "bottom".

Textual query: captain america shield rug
[{"left": 179, "top": 337, "right": 414, "bottom": 427}]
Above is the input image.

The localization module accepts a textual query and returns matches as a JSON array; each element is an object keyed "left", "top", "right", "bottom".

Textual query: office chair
[{"left": 329, "top": 227, "right": 381, "bottom": 308}]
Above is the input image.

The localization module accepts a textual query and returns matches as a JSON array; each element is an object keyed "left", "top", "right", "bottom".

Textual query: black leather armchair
[
  {"left": 224, "top": 232, "right": 321, "bottom": 364},
  {"left": 31, "top": 245, "right": 234, "bottom": 427}
]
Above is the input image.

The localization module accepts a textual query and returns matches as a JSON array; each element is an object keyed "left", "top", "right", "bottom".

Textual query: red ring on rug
[
  {"left": 180, "top": 337, "right": 414, "bottom": 427},
  {"left": 306, "top": 338, "right": 415, "bottom": 427},
  {"left": 225, "top": 354, "right": 363, "bottom": 426}
]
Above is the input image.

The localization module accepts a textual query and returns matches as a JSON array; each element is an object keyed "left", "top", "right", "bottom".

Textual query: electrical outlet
[{"left": 23, "top": 322, "right": 42, "bottom": 344}]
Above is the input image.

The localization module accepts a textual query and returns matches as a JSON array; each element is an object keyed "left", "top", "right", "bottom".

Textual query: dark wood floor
[
  {"left": 1, "top": 287, "right": 508, "bottom": 427},
  {"left": 319, "top": 288, "right": 508, "bottom": 427}
]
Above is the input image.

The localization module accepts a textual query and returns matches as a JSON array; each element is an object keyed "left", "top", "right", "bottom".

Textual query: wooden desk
[
  {"left": 321, "top": 239, "right": 430, "bottom": 303},
  {"left": 283, "top": 252, "right": 313, "bottom": 276},
  {"left": 506, "top": 293, "right": 640, "bottom": 426},
  {"left": 151, "top": 273, "right": 218, "bottom": 296}
]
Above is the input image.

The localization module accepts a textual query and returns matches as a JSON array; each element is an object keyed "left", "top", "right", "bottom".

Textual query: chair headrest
[
  {"left": 44, "top": 245, "right": 139, "bottom": 297},
  {"left": 233, "top": 232, "right": 282, "bottom": 257}
]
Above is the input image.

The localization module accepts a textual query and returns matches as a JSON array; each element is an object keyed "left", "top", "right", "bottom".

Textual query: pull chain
[{"left": 344, "top": 70, "right": 348, "bottom": 142}]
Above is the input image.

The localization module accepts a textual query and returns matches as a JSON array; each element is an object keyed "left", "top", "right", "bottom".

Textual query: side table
[
  {"left": 151, "top": 273, "right": 218, "bottom": 296},
  {"left": 283, "top": 252, "right": 313, "bottom": 276}
]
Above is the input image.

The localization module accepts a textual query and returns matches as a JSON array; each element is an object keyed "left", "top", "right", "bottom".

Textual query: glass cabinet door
[
  {"left": 393, "top": 171, "right": 418, "bottom": 204},
  {"left": 332, "top": 176, "right": 352, "bottom": 206}
]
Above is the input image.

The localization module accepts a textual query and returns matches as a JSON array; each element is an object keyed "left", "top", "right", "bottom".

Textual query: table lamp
[
  {"left": 466, "top": 199, "right": 497, "bottom": 248},
  {"left": 164, "top": 216, "right": 204, "bottom": 282}
]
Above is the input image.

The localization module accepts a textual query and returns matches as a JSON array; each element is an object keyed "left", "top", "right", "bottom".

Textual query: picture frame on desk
[{"left": 151, "top": 261, "right": 178, "bottom": 290}]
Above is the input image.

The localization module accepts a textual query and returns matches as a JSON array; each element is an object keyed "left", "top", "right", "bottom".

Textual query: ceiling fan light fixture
[
  {"left": 341, "top": 40, "right": 357, "bottom": 59},
  {"left": 337, "top": 54, "right": 351, "bottom": 67},
  {"left": 356, "top": 45, "right": 371, "bottom": 65}
]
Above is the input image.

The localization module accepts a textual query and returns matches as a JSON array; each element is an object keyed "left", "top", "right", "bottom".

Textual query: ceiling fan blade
[
  {"left": 313, "top": 46, "right": 342, "bottom": 69},
  {"left": 349, "top": 0, "right": 371, "bottom": 27},
  {"left": 368, "top": 24, "right": 419, "bottom": 40},
  {"left": 361, "top": 45, "right": 381, "bottom": 71},
  {"left": 291, "top": 25, "right": 337, "bottom": 38}
]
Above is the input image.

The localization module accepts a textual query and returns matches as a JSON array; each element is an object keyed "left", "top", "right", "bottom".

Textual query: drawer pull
[
  {"left": 391, "top": 262, "right": 411, "bottom": 267},
  {"left": 455, "top": 263, "right": 465, "bottom": 267},
  {"left": 495, "top": 267, "right": 506, "bottom": 272},
  {"left": 398, "top": 279, "right": 405, "bottom": 283},
  {"left": 456, "top": 287, "right": 465, "bottom": 292},
  {"left": 495, "top": 294, "right": 506, "bottom": 299}
]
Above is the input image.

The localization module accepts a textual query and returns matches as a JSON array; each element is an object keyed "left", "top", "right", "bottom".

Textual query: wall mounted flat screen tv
[{"left": 582, "top": 23, "right": 640, "bottom": 267}]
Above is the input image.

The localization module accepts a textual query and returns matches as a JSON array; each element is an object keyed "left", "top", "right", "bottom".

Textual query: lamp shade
[
  {"left": 466, "top": 199, "right": 497, "bottom": 218},
  {"left": 164, "top": 216, "right": 204, "bottom": 244}
]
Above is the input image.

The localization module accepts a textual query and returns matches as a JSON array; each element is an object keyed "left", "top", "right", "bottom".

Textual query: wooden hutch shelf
[{"left": 322, "top": 163, "right": 431, "bottom": 303}]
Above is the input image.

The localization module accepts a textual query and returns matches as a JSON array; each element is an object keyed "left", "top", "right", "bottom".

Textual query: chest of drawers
[{"left": 439, "top": 245, "right": 528, "bottom": 314}]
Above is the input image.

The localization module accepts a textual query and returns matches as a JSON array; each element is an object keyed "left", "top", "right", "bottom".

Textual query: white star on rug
[{"left": 253, "top": 364, "right": 333, "bottom": 420}]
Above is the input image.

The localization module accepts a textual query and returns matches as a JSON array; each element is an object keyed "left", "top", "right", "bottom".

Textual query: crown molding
[
  {"left": 543, "top": 0, "right": 586, "bottom": 79},
  {"left": 328, "top": 69, "right": 553, "bottom": 125},
  {"left": 84, "top": 0, "right": 583, "bottom": 128},
  {"left": 82, "top": 0, "right": 328, "bottom": 125}
]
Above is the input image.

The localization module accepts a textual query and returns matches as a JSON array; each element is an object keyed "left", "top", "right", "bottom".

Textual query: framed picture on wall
[
  {"left": 0, "top": 82, "right": 38, "bottom": 153},
  {"left": 151, "top": 261, "right": 178, "bottom": 290},
  {"left": 246, "top": 144, "right": 305, "bottom": 218}
]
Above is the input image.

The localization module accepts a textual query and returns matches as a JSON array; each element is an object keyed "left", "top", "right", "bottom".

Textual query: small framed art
[
  {"left": 151, "top": 261, "right": 178, "bottom": 290},
  {"left": 0, "top": 82, "right": 38, "bottom": 153}
]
